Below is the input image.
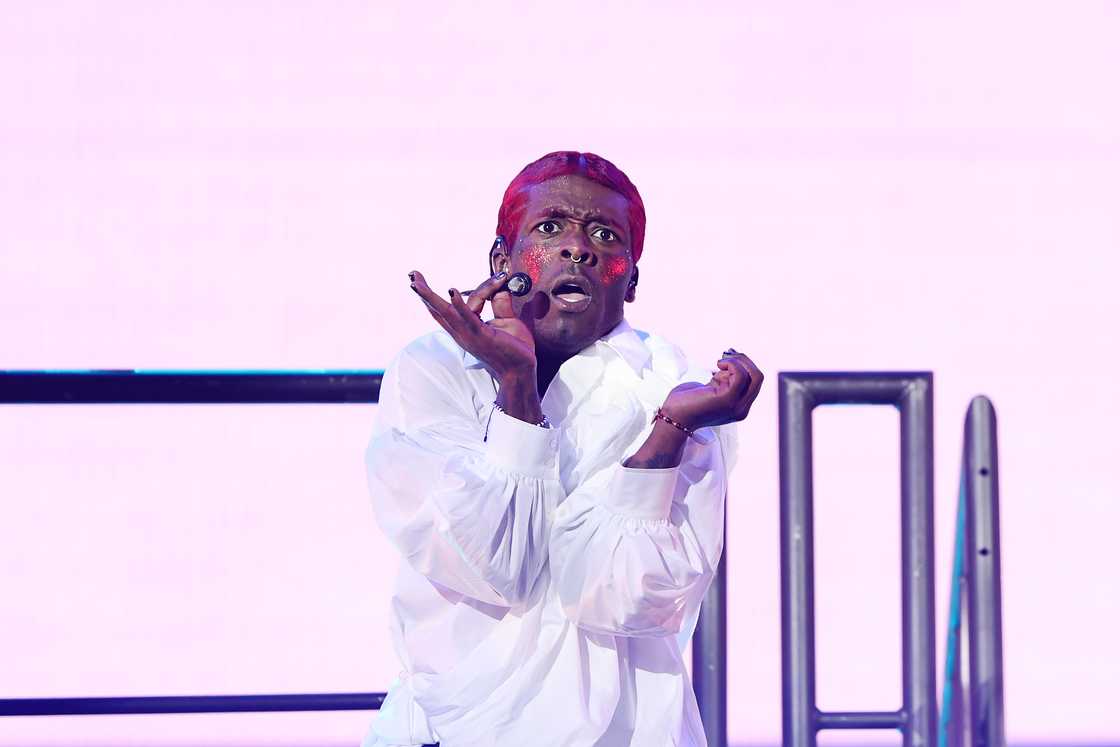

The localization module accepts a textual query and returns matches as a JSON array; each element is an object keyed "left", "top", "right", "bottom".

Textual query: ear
[
  {"left": 489, "top": 235, "right": 511, "bottom": 276},
  {"left": 624, "top": 264, "right": 639, "bottom": 303}
]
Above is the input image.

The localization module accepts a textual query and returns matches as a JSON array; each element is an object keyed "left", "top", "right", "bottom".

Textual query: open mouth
[
  {"left": 552, "top": 282, "right": 590, "bottom": 302},
  {"left": 550, "top": 276, "right": 593, "bottom": 311}
]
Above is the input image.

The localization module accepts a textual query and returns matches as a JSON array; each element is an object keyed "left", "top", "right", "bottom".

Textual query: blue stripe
[{"left": 939, "top": 471, "right": 969, "bottom": 747}]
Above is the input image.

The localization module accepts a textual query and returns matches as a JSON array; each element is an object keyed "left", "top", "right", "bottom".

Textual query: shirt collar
[
  {"left": 463, "top": 318, "right": 651, "bottom": 376},
  {"left": 596, "top": 318, "right": 652, "bottom": 375}
]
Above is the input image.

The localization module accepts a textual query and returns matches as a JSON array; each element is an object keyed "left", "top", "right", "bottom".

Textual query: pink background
[{"left": 2, "top": 2, "right": 1118, "bottom": 745}]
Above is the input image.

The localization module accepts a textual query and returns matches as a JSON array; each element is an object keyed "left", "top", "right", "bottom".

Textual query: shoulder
[
  {"left": 385, "top": 331, "right": 475, "bottom": 396},
  {"left": 395, "top": 330, "right": 468, "bottom": 368},
  {"left": 374, "top": 331, "right": 483, "bottom": 430}
]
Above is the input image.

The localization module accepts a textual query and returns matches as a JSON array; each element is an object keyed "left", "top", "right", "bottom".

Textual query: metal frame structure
[
  {"left": 939, "top": 396, "right": 1005, "bottom": 747},
  {"left": 694, "top": 533, "right": 728, "bottom": 747},
  {"left": 0, "top": 370, "right": 381, "bottom": 404},
  {"left": 778, "top": 372, "right": 937, "bottom": 747},
  {"left": 0, "top": 369, "right": 728, "bottom": 747}
]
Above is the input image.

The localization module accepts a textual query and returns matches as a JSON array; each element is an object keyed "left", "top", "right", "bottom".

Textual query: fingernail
[
  {"left": 408, "top": 271, "right": 415, "bottom": 281},
  {"left": 448, "top": 289, "right": 456, "bottom": 297},
  {"left": 409, "top": 283, "right": 418, "bottom": 293},
  {"left": 493, "top": 271, "right": 508, "bottom": 280}
]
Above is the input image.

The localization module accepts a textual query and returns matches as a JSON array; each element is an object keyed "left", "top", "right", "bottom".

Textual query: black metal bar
[
  {"left": 815, "top": 710, "right": 906, "bottom": 729},
  {"left": 0, "top": 371, "right": 382, "bottom": 404},
  {"left": 963, "top": 396, "right": 1005, "bottom": 747},
  {"left": 0, "top": 693, "right": 385, "bottom": 716},
  {"left": 779, "top": 372, "right": 936, "bottom": 747},
  {"left": 693, "top": 529, "right": 727, "bottom": 747}
]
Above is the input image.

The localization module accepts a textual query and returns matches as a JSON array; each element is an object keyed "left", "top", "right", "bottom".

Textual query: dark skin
[{"left": 409, "top": 174, "right": 764, "bottom": 468}]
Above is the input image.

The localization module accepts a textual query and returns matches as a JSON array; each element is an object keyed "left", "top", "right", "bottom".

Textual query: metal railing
[
  {"left": 695, "top": 532, "right": 728, "bottom": 747},
  {"left": 939, "top": 396, "right": 1006, "bottom": 747},
  {"left": 778, "top": 372, "right": 938, "bottom": 747},
  {"left": 0, "top": 369, "right": 728, "bottom": 747},
  {"left": 778, "top": 373, "right": 1008, "bottom": 747}
]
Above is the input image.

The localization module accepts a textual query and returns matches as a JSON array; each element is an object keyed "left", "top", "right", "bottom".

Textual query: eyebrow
[{"left": 538, "top": 208, "right": 623, "bottom": 230}]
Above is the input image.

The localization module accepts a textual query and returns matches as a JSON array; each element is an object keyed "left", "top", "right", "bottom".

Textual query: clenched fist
[{"left": 661, "top": 349, "right": 764, "bottom": 430}]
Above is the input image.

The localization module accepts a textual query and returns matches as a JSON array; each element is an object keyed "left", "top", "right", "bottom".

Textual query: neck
[
  {"left": 535, "top": 351, "right": 570, "bottom": 395},
  {"left": 533, "top": 317, "right": 625, "bottom": 393}
]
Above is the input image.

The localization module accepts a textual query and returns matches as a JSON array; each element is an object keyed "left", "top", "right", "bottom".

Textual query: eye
[
  {"left": 535, "top": 220, "right": 562, "bottom": 235},
  {"left": 591, "top": 227, "right": 618, "bottom": 242}
]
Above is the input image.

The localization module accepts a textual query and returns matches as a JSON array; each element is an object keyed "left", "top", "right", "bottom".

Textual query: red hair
[{"left": 495, "top": 151, "right": 647, "bottom": 263}]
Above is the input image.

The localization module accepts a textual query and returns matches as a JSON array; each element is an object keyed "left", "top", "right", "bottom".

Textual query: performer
[{"left": 362, "top": 152, "right": 763, "bottom": 747}]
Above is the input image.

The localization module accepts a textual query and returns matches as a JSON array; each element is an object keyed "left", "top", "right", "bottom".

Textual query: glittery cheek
[
  {"left": 601, "top": 256, "right": 630, "bottom": 284},
  {"left": 519, "top": 244, "right": 552, "bottom": 284}
]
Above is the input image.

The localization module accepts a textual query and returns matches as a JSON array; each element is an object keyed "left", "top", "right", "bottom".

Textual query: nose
[{"left": 560, "top": 246, "right": 597, "bottom": 267}]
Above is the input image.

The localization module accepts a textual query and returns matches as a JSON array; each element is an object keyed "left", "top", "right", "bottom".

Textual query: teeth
[{"left": 554, "top": 284, "right": 587, "bottom": 295}]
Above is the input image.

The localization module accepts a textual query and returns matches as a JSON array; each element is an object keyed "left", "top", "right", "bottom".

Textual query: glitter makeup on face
[
  {"left": 519, "top": 244, "right": 552, "bottom": 284},
  {"left": 601, "top": 255, "right": 630, "bottom": 284}
]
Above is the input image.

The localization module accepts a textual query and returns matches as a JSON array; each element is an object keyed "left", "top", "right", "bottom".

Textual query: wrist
[
  {"left": 496, "top": 363, "right": 536, "bottom": 390},
  {"left": 650, "top": 416, "right": 689, "bottom": 448},
  {"left": 657, "top": 404, "right": 694, "bottom": 432},
  {"left": 623, "top": 418, "right": 688, "bottom": 469},
  {"left": 653, "top": 407, "right": 701, "bottom": 441},
  {"left": 496, "top": 371, "right": 544, "bottom": 425}
]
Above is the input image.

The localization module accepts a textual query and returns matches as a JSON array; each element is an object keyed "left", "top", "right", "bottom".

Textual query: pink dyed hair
[{"left": 495, "top": 151, "right": 647, "bottom": 263}]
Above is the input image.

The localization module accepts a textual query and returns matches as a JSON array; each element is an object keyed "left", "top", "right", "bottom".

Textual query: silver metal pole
[
  {"left": 900, "top": 375, "right": 938, "bottom": 747},
  {"left": 693, "top": 544, "right": 728, "bottom": 747},
  {"left": 963, "top": 396, "right": 1006, "bottom": 747},
  {"left": 779, "top": 375, "right": 817, "bottom": 747},
  {"left": 779, "top": 372, "right": 937, "bottom": 747}
]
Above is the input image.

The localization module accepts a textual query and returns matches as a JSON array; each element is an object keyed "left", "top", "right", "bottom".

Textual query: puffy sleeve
[
  {"left": 548, "top": 421, "right": 738, "bottom": 638},
  {"left": 365, "top": 337, "right": 565, "bottom": 609}
]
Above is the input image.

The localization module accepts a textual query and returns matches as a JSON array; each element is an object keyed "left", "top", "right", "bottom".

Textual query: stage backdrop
[{"left": 2, "top": 3, "right": 1118, "bottom": 745}]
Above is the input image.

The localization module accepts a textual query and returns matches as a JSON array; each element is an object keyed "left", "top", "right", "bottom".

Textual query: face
[{"left": 492, "top": 175, "right": 637, "bottom": 358}]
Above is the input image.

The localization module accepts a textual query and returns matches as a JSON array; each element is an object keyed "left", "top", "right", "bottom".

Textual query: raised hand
[
  {"left": 409, "top": 270, "right": 537, "bottom": 381},
  {"left": 623, "top": 348, "right": 762, "bottom": 470},
  {"left": 661, "top": 348, "right": 764, "bottom": 430}
]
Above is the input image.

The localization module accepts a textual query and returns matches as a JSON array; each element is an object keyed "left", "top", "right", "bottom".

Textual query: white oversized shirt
[{"left": 361, "top": 319, "right": 738, "bottom": 747}]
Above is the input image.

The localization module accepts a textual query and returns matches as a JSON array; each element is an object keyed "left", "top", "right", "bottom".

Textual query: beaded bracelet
[
  {"left": 493, "top": 400, "right": 551, "bottom": 428},
  {"left": 652, "top": 407, "right": 700, "bottom": 441}
]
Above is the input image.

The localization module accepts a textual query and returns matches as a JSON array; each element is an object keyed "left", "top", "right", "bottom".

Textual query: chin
[
  {"left": 532, "top": 321, "right": 598, "bottom": 357},
  {"left": 533, "top": 311, "right": 623, "bottom": 358}
]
